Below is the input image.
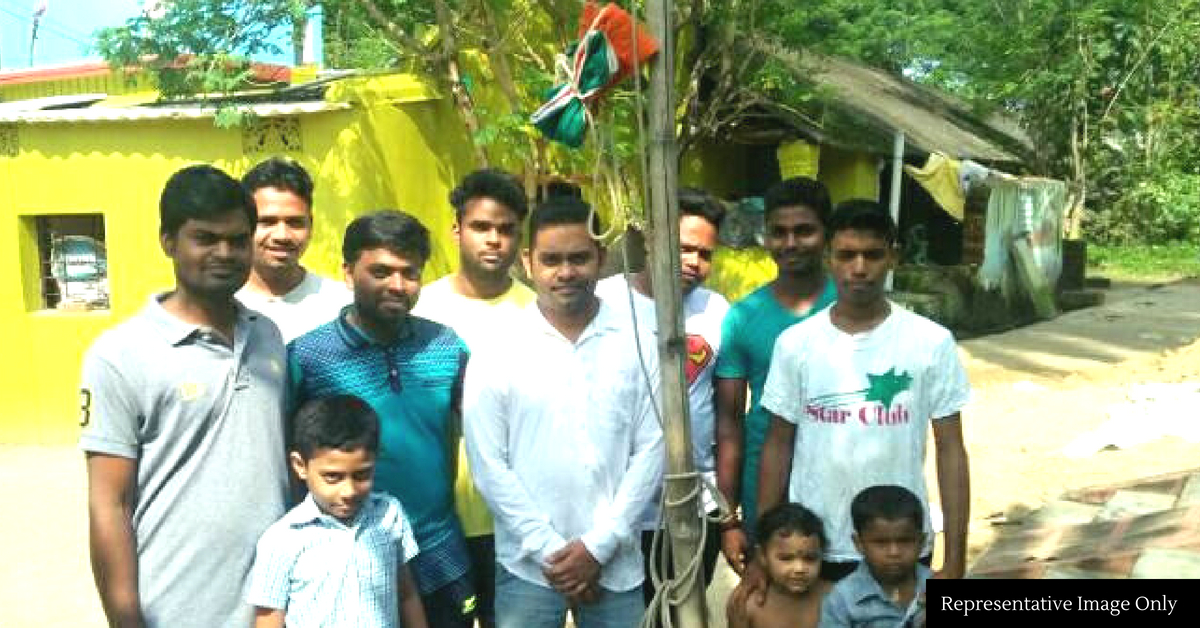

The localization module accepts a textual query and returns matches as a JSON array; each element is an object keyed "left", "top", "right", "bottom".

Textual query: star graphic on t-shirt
[{"left": 864, "top": 368, "right": 913, "bottom": 409}]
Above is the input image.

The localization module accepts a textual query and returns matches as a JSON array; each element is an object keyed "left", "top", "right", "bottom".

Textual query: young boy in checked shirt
[{"left": 245, "top": 395, "right": 429, "bottom": 628}]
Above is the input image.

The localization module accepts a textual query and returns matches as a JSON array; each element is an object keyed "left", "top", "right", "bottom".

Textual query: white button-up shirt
[{"left": 464, "top": 301, "right": 664, "bottom": 592}]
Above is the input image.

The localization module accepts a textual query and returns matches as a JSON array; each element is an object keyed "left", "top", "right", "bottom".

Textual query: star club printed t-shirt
[{"left": 760, "top": 303, "right": 970, "bottom": 562}]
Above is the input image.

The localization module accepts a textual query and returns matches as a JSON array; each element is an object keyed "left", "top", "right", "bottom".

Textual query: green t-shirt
[{"left": 714, "top": 276, "right": 837, "bottom": 535}]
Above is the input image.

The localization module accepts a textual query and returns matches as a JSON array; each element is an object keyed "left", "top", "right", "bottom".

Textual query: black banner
[{"left": 928, "top": 578, "right": 1198, "bottom": 625}]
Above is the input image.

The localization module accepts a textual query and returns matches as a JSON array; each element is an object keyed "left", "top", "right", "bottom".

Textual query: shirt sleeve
[
  {"left": 928, "top": 331, "right": 971, "bottom": 421},
  {"left": 463, "top": 351, "right": 568, "bottom": 565},
  {"left": 759, "top": 330, "right": 804, "bottom": 424},
  {"left": 392, "top": 502, "right": 420, "bottom": 565},
  {"left": 714, "top": 306, "right": 747, "bottom": 379},
  {"left": 581, "top": 364, "right": 665, "bottom": 564},
  {"left": 244, "top": 527, "right": 297, "bottom": 611},
  {"left": 77, "top": 346, "right": 140, "bottom": 459}
]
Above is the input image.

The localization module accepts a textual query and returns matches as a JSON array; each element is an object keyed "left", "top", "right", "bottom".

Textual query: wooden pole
[{"left": 645, "top": 0, "right": 707, "bottom": 626}]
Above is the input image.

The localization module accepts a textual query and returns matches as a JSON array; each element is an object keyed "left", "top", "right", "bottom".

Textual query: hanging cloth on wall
[
  {"left": 904, "top": 152, "right": 966, "bottom": 221},
  {"left": 530, "top": 2, "right": 658, "bottom": 148}
]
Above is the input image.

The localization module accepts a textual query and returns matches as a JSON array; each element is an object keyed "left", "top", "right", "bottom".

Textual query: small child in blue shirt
[
  {"left": 245, "top": 394, "right": 428, "bottom": 628},
  {"left": 819, "top": 485, "right": 930, "bottom": 628}
]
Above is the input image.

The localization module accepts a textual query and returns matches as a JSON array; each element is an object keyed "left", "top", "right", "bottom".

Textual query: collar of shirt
[
  {"left": 525, "top": 298, "right": 624, "bottom": 346},
  {"left": 283, "top": 492, "right": 383, "bottom": 532},
  {"left": 335, "top": 305, "right": 414, "bottom": 348},
  {"left": 143, "top": 293, "right": 259, "bottom": 347},
  {"left": 849, "top": 561, "right": 932, "bottom": 608}
]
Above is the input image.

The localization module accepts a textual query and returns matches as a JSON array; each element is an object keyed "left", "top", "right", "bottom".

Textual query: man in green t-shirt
[{"left": 714, "top": 177, "right": 836, "bottom": 574}]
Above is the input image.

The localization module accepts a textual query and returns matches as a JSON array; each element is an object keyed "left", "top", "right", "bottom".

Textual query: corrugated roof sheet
[{"left": 0, "top": 100, "right": 351, "bottom": 124}]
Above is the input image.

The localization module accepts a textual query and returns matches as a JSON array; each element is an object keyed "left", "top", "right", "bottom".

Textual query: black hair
[
  {"left": 449, "top": 168, "right": 529, "bottom": 221},
  {"left": 342, "top": 210, "right": 431, "bottom": 265},
  {"left": 756, "top": 502, "right": 828, "bottom": 549},
  {"left": 291, "top": 394, "right": 380, "bottom": 459},
  {"left": 678, "top": 187, "right": 726, "bottom": 230},
  {"left": 850, "top": 485, "right": 924, "bottom": 533},
  {"left": 762, "top": 176, "right": 832, "bottom": 225},
  {"left": 159, "top": 164, "right": 256, "bottom": 237},
  {"left": 242, "top": 156, "right": 314, "bottom": 209},
  {"left": 527, "top": 195, "right": 603, "bottom": 249},
  {"left": 827, "top": 199, "right": 899, "bottom": 246},
  {"left": 537, "top": 178, "right": 584, "bottom": 203}
]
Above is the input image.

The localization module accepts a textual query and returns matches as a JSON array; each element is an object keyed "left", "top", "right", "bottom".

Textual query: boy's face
[
  {"left": 828, "top": 228, "right": 896, "bottom": 309},
  {"left": 852, "top": 517, "right": 924, "bottom": 586},
  {"left": 764, "top": 205, "right": 825, "bottom": 277},
  {"left": 290, "top": 447, "right": 375, "bottom": 524},
  {"left": 758, "top": 531, "right": 822, "bottom": 595},
  {"left": 454, "top": 197, "right": 522, "bottom": 281}
]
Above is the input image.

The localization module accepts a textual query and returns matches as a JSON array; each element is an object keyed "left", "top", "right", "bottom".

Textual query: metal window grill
[{"left": 34, "top": 215, "right": 109, "bottom": 311}]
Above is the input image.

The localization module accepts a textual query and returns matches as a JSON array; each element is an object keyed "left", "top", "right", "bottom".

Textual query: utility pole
[{"left": 645, "top": 0, "right": 707, "bottom": 626}]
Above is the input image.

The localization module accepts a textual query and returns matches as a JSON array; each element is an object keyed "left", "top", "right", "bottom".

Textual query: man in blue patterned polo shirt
[{"left": 288, "top": 210, "right": 474, "bottom": 628}]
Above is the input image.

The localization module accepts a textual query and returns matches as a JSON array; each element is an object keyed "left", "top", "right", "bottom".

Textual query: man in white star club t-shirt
[{"left": 756, "top": 199, "right": 971, "bottom": 583}]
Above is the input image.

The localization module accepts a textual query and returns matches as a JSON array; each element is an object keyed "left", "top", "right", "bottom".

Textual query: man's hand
[
  {"left": 933, "top": 564, "right": 965, "bottom": 580},
  {"left": 721, "top": 526, "right": 750, "bottom": 575},
  {"left": 727, "top": 557, "right": 768, "bottom": 611},
  {"left": 543, "top": 540, "right": 601, "bottom": 595},
  {"left": 566, "top": 581, "right": 602, "bottom": 607}
]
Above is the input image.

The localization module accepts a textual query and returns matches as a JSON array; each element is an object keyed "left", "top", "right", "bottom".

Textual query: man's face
[
  {"left": 251, "top": 186, "right": 313, "bottom": 274},
  {"left": 764, "top": 205, "right": 825, "bottom": 276},
  {"left": 343, "top": 247, "right": 423, "bottom": 328},
  {"left": 678, "top": 214, "right": 719, "bottom": 294},
  {"left": 828, "top": 228, "right": 895, "bottom": 308},
  {"left": 454, "top": 197, "right": 521, "bottom": 280},
  {"left": 290, "top": 447, "right": 375, "bottom": 524},
  {"left": 160, "top": 210, "right": 253, "bottom": 300},
  {"left": 523, "top": 224, "right": 602, "bottom": 316},
  {"left": 852, "top": 517, "right": 924, "bottom": 587}
]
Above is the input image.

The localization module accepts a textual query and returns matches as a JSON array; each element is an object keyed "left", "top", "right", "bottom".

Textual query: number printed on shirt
[{"left": 79, "top": 388, "right": 92, "bottom": 427}]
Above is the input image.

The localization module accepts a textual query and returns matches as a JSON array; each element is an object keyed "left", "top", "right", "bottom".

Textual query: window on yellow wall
[{"left": 29, "top": 215, "right": 109, "bottom": 312}]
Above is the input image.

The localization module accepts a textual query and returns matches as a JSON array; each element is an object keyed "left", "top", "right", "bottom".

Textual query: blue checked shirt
[{"left": 245, "top": 492, "right": 419, "bottom": 628}]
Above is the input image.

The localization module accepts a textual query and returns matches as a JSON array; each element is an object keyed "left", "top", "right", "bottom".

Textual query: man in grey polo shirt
[{"left": 80, "top": 165, "right": 290, "bottom": 628}]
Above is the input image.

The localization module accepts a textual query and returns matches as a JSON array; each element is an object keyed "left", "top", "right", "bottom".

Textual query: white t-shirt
[
  {"left": 596, "top": 274, "right": 729, "bottom": 522},
  {"left": 237, "top": 271, "right": 351, "bottom": 343},
  {"left": 760, "top": 303, "right": 970, "bottom": 561}
]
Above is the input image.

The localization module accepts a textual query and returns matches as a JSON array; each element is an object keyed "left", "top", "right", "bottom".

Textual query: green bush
[{"left": 1088, "top": 172, "right": 1200, "bottom": 244}]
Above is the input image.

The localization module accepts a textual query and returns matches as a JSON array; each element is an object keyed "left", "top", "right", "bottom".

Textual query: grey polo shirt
[{"left": 79, "top": 294, "right": 290, "bottom": 628}]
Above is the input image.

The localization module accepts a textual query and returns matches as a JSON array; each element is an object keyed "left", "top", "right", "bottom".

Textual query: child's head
[
  {"left": 289, "top": 395, "right": 380, "bottom": 523},
  {"left": 755, "top": 503, "right": 827, "bottom": 595},
  {"left": 850, "top": 485, "right": 925, "bottom": 585}
]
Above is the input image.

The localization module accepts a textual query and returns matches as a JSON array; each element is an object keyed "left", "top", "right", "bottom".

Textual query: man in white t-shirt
[
  {"left": 236, "top": 157, "right": 350, "bottom": 342},
  {"left": 756, "top": 199, "right": 971, "bottom": 582},
  {"left": 413, "top": 168, "right": 534, "bottom": 628},
  {"left": 594, "top": 187, "right": 728, "bottom": 602}
]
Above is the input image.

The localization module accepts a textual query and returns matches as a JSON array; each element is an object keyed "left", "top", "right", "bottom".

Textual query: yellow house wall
[
  {"left": 820, "top": 145, "right": 880, "bottom": 204},
  {"left": 0, "top": 89, "right": 474, "bottom": 444}
]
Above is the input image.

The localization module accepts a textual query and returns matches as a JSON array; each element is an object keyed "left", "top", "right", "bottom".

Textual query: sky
[{"left": 0, "top": 0, "right": 298, "bottom": 71}]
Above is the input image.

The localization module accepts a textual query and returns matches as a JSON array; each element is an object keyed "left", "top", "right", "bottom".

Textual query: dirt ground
[{"left": 3, "top": 280, "right": 1200, "bottom": 627}]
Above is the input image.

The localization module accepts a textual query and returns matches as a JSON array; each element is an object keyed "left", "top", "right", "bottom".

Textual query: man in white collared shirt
[{"left": 465, "top": 196, "right": 664, "bottom": 628}]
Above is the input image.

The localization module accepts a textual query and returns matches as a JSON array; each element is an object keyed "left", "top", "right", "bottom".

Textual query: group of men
[{"left": 80, "top": 157, "right": 970, "bottom": 628}]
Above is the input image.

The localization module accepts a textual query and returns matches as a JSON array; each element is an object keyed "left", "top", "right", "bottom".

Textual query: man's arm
[
  {"left": 571, "top": 389, "right": 665, "bottom": 583},
  {"left": 756, "top": 413, "right": 795, "bottom": 520},
  {"left": 714, "top": 376, "right": 749, "bottom": 573},
  {"left": 399, "top": 564, "right": 429, "bottom": 628},
  {"left": 86, "top": 453, "right": 143, "bottom": 628},
  {"left": 253, "top": 608, "right": 286, "bottom": 628},
  {"left": 932, "top": 414, "right": 970, "bottom": 579}
]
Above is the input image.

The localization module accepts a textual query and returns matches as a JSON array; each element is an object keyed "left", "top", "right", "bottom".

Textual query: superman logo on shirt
[{"left": 685, "top": 334, "right": 714, "bottom": 385}]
